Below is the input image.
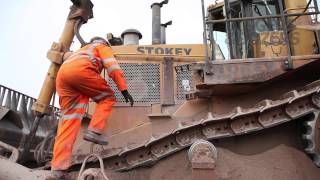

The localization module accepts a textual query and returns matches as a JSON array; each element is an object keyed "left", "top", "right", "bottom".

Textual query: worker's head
[{"left": 90, "top": 36, "right": 110, "bottom": 46}]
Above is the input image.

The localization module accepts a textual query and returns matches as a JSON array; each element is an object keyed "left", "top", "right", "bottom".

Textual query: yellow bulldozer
[{"left": 1, "top": 0, "right": 320, "bottom": 179}]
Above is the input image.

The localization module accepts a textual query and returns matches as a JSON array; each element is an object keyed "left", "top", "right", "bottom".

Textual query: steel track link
[
  {"left": 303, "top": 111, "right": 320, "bottom": 167},
  {"left": 74, "top": 80, "right": 320, "bottom": 171}
]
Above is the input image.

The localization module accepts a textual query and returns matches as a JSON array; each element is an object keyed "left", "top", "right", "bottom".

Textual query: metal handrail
[
  {"left": 0, "top": 84, "right": 59, "bottom": 111},
  {"left": 204, "top": 0, "right": 320, "bottom": 69},
  {"left": 206, "top": 11, "right": 320, "bottom": 24},
  {"left": 201, "top": 0, "right": 211, "bottom": 72}
]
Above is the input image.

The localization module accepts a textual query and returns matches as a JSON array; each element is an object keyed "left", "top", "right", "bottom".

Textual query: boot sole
[{"left": 83, "top": 135, "right": 109, "bottom": 145}]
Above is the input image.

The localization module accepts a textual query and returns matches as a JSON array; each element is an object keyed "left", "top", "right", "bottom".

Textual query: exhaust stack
[
  {"left": 151, "top": 0, "right": 168, "bottom": 44},
  {"left": 160, "top": 21, "right": 172, "bottom": 44}
]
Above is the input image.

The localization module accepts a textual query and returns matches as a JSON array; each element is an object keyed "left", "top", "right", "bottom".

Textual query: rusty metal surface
[
  {"left": 303, "top": 111, "right": 320, "bottom": 166},
  {"left": 69, "top": 144, "right": 320, "bottom": 180},
  {"left": 188, "top": 140, "right": 217, "bottom": 169},
  {"left": 0, "top": 85, "right": 59, "bottom": 163},
  {"left": 77, "top": 154, "right": 109, "bottom": 180},
  {"left": 3, "top": 1, "right": 320, "bottom": 179},
  {"left": 0, "top": 158, "right": 49, "bottom": 180},
  {"left": 69, "top": 79, "right": 320, "bottom": 171},
  {"left": 0, "top": 106, "right": 9, "bottom": 120},
  {"left": 190, "top": 140, "right": 218, "bottom": 180},
  {"left": 161, "top": 58, "right": 175, "bottom": 105},
  {"left": 192, "top": 56, "right": 320, "bottom": 86},
  {"left": 146, "top": 121, "right": 317, "bottom": 180},
  {"left": 78, "top": 168, "right": 108, "bottom": 180},
  {"left": 0, "top": 141, "right": 19, "bottom": 162},
  {"left": 214, "top": 145, "right": 320, "bottom": 180},
  {"left": 0, "top": 85, "right": 59, "bottom": 133},
  {"left": 66, "top": 116, "right": 320, "bottom": 180}
]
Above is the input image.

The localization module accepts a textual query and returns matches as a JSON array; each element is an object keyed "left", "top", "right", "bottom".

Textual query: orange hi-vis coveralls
[{"left": 51, "top": 42, "right": 127, "bottom": 171}]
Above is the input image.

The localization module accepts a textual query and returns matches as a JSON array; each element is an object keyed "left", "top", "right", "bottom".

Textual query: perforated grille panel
[
  {"left": 176, "top": 68, "right": 194, "bottom": 100},
  {"left": 107, "top": 63, "right": 161, "bottom": 103}
]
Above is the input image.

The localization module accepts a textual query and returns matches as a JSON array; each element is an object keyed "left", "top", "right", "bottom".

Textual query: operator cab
[
  {"left": 206, "top": 0, "right": 318, "bottom": 60},
  {"left": 187, "top": 0, "right": 320, "bottom": 95}
]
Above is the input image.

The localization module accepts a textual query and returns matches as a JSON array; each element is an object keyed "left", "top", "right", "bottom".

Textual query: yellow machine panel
[
  {"left": 254, "top": 31, "right": 288, "bottom": 58},
  {"left": 284, "top": 0, "right": 316, "bottom": 56},
  {"left": 112, "top": 44, "right": 206, "bottom": 61}
]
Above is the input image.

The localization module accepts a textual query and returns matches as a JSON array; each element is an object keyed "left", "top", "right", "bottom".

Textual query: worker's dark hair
[{"left": 90, "top": 36, "right": 110, "bottom": 46}]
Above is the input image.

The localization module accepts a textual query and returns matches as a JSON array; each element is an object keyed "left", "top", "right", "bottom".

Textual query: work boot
[
  {"left": 83, "top": 130, "right": 109, "bottom": 145},
  {"left": 45, "top": 170, "right": 68, "bottom": 180}
]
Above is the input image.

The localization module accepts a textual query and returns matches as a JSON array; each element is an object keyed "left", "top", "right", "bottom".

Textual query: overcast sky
[{"left": 0, "top": 0, "right": 210, "bottom": 99}]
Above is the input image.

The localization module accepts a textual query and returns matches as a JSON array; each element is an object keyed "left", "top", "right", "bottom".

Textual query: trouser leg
[
  {"left": 51, "top": 119, "right": 81, "bottom": 170},
  {"left": 51, "top": 95, "right": 88, "bottom": 170},
  {"left": 53, "top": 66, "right": 116, "bottom": 166},
  {"left": 88, "top": 97, "right": 116, "bottom": 134},
  {"left": 73, "top": 69, "right": 116, "bottom": 134}
]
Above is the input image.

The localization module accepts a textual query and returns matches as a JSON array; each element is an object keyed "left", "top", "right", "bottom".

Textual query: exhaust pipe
[
  {"left": 160, "top": 21, "right": 172, "bottom": 44},
  {"left": 151, "top": 0, "right": 168, "bottom": 45}
]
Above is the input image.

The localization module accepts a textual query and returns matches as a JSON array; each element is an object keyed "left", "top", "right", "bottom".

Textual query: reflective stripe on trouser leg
[
  {"left": 88, "top": 97, "right": 116, "bottom": 134},
  {"left": 51, "top": 99, "right": 88, "bottom": 170}
]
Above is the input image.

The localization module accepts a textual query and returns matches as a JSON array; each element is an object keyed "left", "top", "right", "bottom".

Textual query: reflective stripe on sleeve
[
  {"left": 67, "top": 49, "right": 95, "bottom": 60},
  {"left": 92, "top": 92, "right": 108, "bottom": 101},
  {"left": 77, "top": 50, "right": 95, "bottom": 61},
  {"left": 64, "top": 55, "right": 90, "bottom": 64},
  {"left": 102, "top": 57, "right": 116, "bottom": 66},
  {"left": 68, "top": 50, "right": 91, "bottom": 58},
  {"left": 107, "top": 64, "right": 121, "bottom": 73}
]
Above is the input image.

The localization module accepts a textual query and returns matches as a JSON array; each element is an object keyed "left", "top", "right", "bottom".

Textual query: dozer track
[{"left": 73, "top": 79, "right": 320, "bottom": 172}]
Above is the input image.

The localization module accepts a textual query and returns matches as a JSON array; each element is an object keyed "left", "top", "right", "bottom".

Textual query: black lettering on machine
[{"left": 137, "top": 46, "right": 192, "bottom": 56}]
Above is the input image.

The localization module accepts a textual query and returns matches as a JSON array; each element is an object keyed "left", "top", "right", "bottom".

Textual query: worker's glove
[{"left": 121, "top": 90, "right": 134, "bottom": 107}]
